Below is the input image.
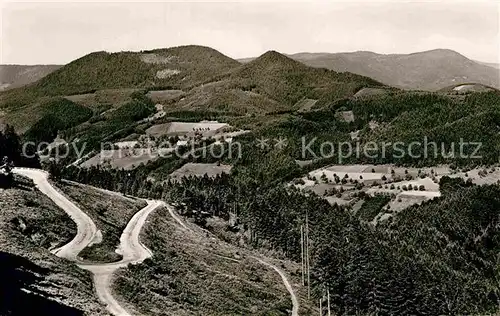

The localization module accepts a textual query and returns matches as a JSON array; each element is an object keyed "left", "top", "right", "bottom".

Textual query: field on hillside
[
  {"left": 55, "top": 180, "right": 147, "bottom": 262},
  {"left": 147, "top": 89, "right": 185, "bottom": 103},
  {"left": 169, "top": 163, "right": 232, "bottom": 181},
  {"left": 64, "top": 88, "right": 140, "bottom": 110},
  {"left": 0, "top": 176, "right": 107, "bottom": 315},
  {"left": 80, "top": 148, "right": 175, "bottom": 170},
  {"left": 77, "top": 119, "right": 242, "bottom": 171},
  {"left": 146, "top": 121, "right": 228, "bottom": 138},
  {"left": 294, "top": 164, "right": 448, "bottom": 220},
  {"left": 293, "top": 98, "right": 318, "bottom": 112},
  {"left": 294, "top": 163, "right": 500, "bottom": 222}
]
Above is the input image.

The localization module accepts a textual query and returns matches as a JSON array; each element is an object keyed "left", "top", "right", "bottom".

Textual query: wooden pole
[
  {"left": 300, "top": 225, "right": 305, "bottom": 286},
  {"left": 306, "top": 212, "right": 311, "bottom": 299},
  {"left": 327, "top": 288, "right": 331, "bottom": 316},
  {"left": 319, "top": 297, "right": 322, "bottom": 315}
]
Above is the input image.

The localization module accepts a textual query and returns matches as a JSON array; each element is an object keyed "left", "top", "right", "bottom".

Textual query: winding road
[
  {"left": 14, "top": 168, "right": 161, "bottom": 316},
  {"left": 78, "top": 200, "right": 162, "bottom": 316},
  {"left": 13, "top": 168, "right": 99, "bottom": 261},
  {"left": 13, "top": 168, "right": 300, "bottom": 316}
]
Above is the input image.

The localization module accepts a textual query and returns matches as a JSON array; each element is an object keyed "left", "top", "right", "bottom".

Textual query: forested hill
[
  {"left": 19, "top": 45, "right": 241, "bottom": 97},
  {"left": 290, "top": 49, "right": 500, "bottom": 91},
  {"left": 227, "top": 50, "right": 384, "bottom": 107},
  {"left": 166, "top": 50, "right": 386, "bottom": 115}
]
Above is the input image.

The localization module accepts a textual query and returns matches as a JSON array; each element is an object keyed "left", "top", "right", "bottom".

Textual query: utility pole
[
  {"left": 319, "top": 297, "right": 322, "bottom": 316},
  {"left": 300, "top": 224, "right": 305, "bottom": 286},
  {"left": 306, "top": 211, "right": 311, "bottom": 299},
  {"left": 327, "top": 288, "right": 331, "bottom": 316}
]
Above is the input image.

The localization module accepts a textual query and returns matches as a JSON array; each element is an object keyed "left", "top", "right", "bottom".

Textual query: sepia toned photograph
[{"left": 0, "top": 0, "right": 499, "bottom": 315}]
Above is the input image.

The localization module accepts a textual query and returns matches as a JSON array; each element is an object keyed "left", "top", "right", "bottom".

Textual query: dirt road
[
  {"left": 79, "top": 200, "right": 162, "bottom": 316},
  {"left": 14, "top": 168, "right": 300, "bottom": 315},
  {"left": 13, "top": 168, "right": 162, "bottom": 316},
  {"left": 252, "top": 257, "right": 299, "bottom": 316},
  {"left": 13, "top": 168, "right": 99, "bottom": 261},
  {"left": 167, "top": 203, "right": 300, "bottom": 316}
]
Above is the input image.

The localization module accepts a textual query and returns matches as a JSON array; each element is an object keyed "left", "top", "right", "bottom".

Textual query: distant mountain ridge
[
  {"left": 0, "top": 65, "right": 62, "bottom": 91},
  {"left": 241, "top": 49, "right": 500, "bottom": 91},
  {"left": 4, "top": 47, "right": 497, "bottom": 93}
]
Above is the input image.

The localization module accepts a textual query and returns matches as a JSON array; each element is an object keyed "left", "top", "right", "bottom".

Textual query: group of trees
[
  {"left": 0, "top": 156, "right": 14, "bottom": 188},
  {"left": 0, "top": 125, "right": 40, "bottom": 187},
  {"left": 23, "top": 98, "right": 93, "bottom": 145},
  {"left": 164, "top": 175, "right": 500, "bottom": 315},
  {"left": 0, "top": 125, "right": 21, "bottom": 164},
  {"left": 0, "top": 124, "right": 39, "bottom": 168}
]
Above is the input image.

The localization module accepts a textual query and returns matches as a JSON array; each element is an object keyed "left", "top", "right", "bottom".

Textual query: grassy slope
[
  {"left": 0, "top": 176, "right": 108, "bottom": 315},
  {"left": 113, "top": 207, "right": 316, "bottom": 315},
  {"left": 55, "top": 180, "right": 147, "bottom": 263},
  {"left": 166, "top": 79, "right": 286, "bottom": 115},
  {"left": 3, "top": 97, "right": 93, "bottom": 134}
]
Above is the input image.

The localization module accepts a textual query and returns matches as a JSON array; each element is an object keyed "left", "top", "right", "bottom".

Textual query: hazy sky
[{"left": 1, "top": 0, "right": 498, "bottom": 65}]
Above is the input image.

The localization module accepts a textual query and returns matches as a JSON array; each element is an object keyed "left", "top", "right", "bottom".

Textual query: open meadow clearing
[
  {"left": 292, "top": 163, "right": 500, "bottom": 221},
  {"left": 292, "top": 164, "right": 464, "bottom": 211},
  {"left": 146, "top": 121, "right": 229, "bottom": 138},
  {"left": 64, "top": 88, "right": 140, "bottom": 109},
  {"left": 146, "top": 89, "right": 185, "bottom": 103},
  {"left": 168, "top": 163, "right": 232, "bottom": 181},
  {"left": 80, "top": 148, "right": 174, "bottom": 170},
  {"left": 294, "top": 98, "right": 318, "bottom": 112}
]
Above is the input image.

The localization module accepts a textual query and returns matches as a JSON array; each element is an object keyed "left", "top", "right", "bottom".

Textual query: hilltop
[
  {"left": 0, "top": 45, "right": 240, "bottom": 106},
  {"left": 242, "top": 49, "right": 500, "bottom": 91},
  {"left": 439, "top": 83, "right": 498, "bottom": 93},
  {"left": 31, "top": 45, "right": 240, "bottom": 96},
  {"left": 229, "top": 50, "right": 383, "bottom": 106},
  {"left": 290, "top": 49, "right": 500, "bottom": 91}
]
